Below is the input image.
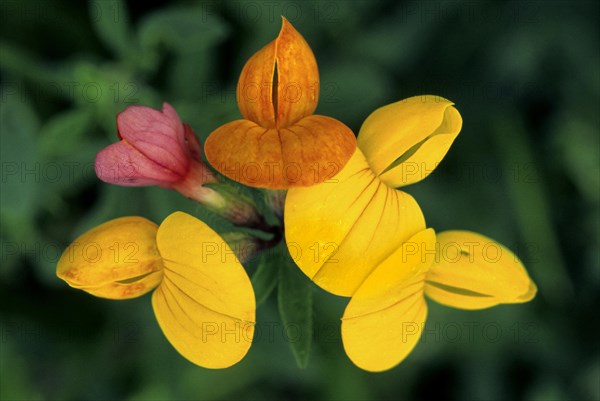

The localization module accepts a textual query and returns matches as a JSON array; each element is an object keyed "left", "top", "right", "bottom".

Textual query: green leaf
[
  {"left": 277, "top": 244, "right": 313, "bottom": 368},
  {"left": 138, "top": 7, "right": 228, "bottom": 54},
  {"left": 0, "top": 91, "right": 39, "bottom": 242},
  {"left": 136, "top": 6, "right": 229, "bottom": 85},
  {"left": 252, "top": 252, "right": 280, "bottom": 306},
  {"left": 71, "top": 185, "right": 145, "bottom": 238},
  {"left": 71, "top": 62, "right": 160, "bottom": 135},
  {"left": 0, "top": 234, "right": 20, "bottom": 280},
  {"left": 89, "top": 0, "right": 134, "bottom": 59},
  {"left": 38, "top": 108, "right": 95, "bottom": 159},
  {"left": 492, "top": 112, "right": 574, "bottom": 306},
  {"left": 316, "top": 60, "right": 392, "bottom": 129},
  {"left": 0, "top": 42, "right": 71, "bottom": 85}
]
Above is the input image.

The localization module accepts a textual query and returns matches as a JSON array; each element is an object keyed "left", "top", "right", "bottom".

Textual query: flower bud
[
  {"left": 95, "top": 103, "right": 217, "bottom": 199},
  {"left": 56, "top": 217, "right": 163, "bottom": 299}
]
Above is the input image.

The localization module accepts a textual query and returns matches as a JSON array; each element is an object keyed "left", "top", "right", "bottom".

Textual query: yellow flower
[
  {"left": 285, "top": 95, "right": 461, "bottom": 296},
  {"left": 57, "top": 212, "right": 255, "bottom": 369},
  {"left": 341, "top": 229, "right": 537, "bottom": 372},
  {"left": 204, "top": 18, "right": 356, "bottom": 189},
  {"left": 285, "top": 95, "right": 537, "bottom": 371}
]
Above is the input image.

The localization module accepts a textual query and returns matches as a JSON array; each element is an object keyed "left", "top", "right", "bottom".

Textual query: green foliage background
[{"left": 1, "top": 0, "right": 598, "bottom": 400}]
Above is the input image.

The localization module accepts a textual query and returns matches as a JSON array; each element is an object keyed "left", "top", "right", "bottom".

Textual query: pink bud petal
[
  {"left": 183, "top": 124, "right": 203, "bottom": 162},
  {"left": 95, "top": 141, "right": 183, "bottom": 186},
  {"left": 116, "top": 103, "right": 189, "bottom": 177}
]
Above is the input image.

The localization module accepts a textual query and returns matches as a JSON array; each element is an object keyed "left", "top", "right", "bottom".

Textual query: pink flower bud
[{"left": 95, "top": 103, "right": 217, "bottom": 199}]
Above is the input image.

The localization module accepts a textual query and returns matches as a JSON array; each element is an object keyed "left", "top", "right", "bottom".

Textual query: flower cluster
[{"left": 57, "top": 18, "right": 536, "bottom": 372}]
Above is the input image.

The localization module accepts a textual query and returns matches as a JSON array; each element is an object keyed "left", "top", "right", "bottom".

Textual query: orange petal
[
  {"left": 204, "top": 115, "right": 356, "bottom": 189},
  {"left": 237, "top": 17, "right": 319, "bottom": 129}
]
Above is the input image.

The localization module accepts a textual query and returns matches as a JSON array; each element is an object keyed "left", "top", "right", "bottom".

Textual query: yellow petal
[
  {"left": 357, "top": 95, "right": 462, "bottom": 187},
  {"left": 204, "top": 115, "right": 355, "bottom": 189},
  {"left": 342, "top": 229, "right": 435, "bottom": 372},
  {"left": 152, "top": 211, "right": 255, "bottom": 368},
  {"left": 285, "top": 149, "right": 426, "bottom": 296},
  {"left": 424, "top": 230, "right": 537, "bottom": 310},
  {"left": 237, "top": 17, "right": 318, "bottom": 129},
  {"left": 56, "top": 217, "right": 163, "bottom": 299},
  {"left": 77, "top": 272, "right": 163, "bottom": 299}
]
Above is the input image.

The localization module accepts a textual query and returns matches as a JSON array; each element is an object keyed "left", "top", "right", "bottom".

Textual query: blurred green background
[{"left": 1, "top": 0, "right": 598, "bottom": 400}]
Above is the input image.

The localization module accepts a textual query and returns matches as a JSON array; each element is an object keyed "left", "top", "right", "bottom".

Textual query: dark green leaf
[
  {"left": 492, "top": 112, "right": 574, "bottom": 305},
  {"left": 277, "top": 244, "right": 313, "bottom": 368},
  {"left": 38, "top": 108, "right": 95, "bottom": 159},
  {"left": 89, "top": 0, "right": 134, "bottom": 59},
  {"left": 138, "top": 6, "right": 229, "bottom": 55},
  {"left": 0, "top": 42, "right": 73, "bottom": 85},
  {"left": 316, "top": 60, "right": 392, "bottom": 129},
  {"left": 0, "top": 92, "right": 39, "bottom": 242},
  {"left": 252, "top": 251, "right": 280, "bottom": 306},
  {"left": 71, "top": 185, "right": 145, "bottom": 237},
  {"left": 71, "top": 62, "right": 160, "bottom": 135}
]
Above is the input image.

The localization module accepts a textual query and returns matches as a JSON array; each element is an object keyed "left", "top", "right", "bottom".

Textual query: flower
[
  {"left": 95, "top": 102, "right": 216, "bottom": 200},
  {"left": 341, "top": 229, "right": 536, "bottom": 372},
  {"left": 358, "top": 95, "right": 463, "bottom": 187},
  {"left": 204, "top": 18, "right": 356, "bottom": 189},
  {"left": 56, "top": 211, "right": 256, "bottom": 369},
  {"left": 95, "top": 102, "right": 262, "bottom": 228},
  {"left": 285, "top": 149, "right": 426, "bottom": 296},
  {"left": 284, "top": 95, "right": 536, "bottom": 371},
  {"left": 285, "top": 95, "right": 461, "bottom": 296}
]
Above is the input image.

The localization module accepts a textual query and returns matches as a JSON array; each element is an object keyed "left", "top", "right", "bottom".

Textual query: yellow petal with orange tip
[
  {"left": 205, "top": 115, "right": 356, "bottom": 189},
  {"left": 358, "top": 95, "right": 462, "bottom": 187},
  {"left": 152, "top": 211, "right": 255, "bottom": 368},
  {"left": 284, "top": 149, "right": 426, "bottom": 296},
  {"left": 77, "top": 272, "right": 164, "bottom": 299},
  {"left": 56, "top": 216, "right": 163, "bottom": 299},
  {"left": 424, "top": 230, "right": 537, "bottom": 310},
  {"left": 342, "top": 229, "right": 436, "bottom": 372},
  {"left": 237, "top": 17, "right": 319, "bottom": 129}
]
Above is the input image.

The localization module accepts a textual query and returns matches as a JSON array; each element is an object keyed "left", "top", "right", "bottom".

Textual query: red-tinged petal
[
  {"left": 204, "top": 115, "right": 356, "bottom": 189},
  {"left": 116, "top": 102, "right": 189, "bottom": 177},
  {"left": 183, "top": 123, "right": 203, "bottom": 162},
  {"left": 95, "top": 140, "right": 183, "bottom": 186}
]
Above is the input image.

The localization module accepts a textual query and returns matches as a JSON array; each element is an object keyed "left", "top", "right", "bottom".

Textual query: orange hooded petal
[
  {"left": 236, "top": 17, "right": 318, "bottom": 128},
  {"left": 205, "top": 18, "right": 356, "bottom": 189},
  {"left": 205, "top": 115, "right": 355, "bottom": 188}
]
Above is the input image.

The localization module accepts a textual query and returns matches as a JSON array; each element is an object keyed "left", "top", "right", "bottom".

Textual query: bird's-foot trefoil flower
[
  {"left": 204, "top": 18, "right": 357, "bottom": 189},
  {"left": 341, "top": 229, "right": 537, "bottom": 372},
  {"left": 94, "top": 102, "right": 263, "bottom": 228},
  {"left": 56, "top": 211, "right": 256, "bottom": 369},
  {"left": 285, "top": 95, "right": 461, "bottom": 296},
  {"left": 284, "top": 95, "right": 537, "bottom": 371},
  {"left": 285, "top": 148, "right": 426, "bottom": 296}
]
